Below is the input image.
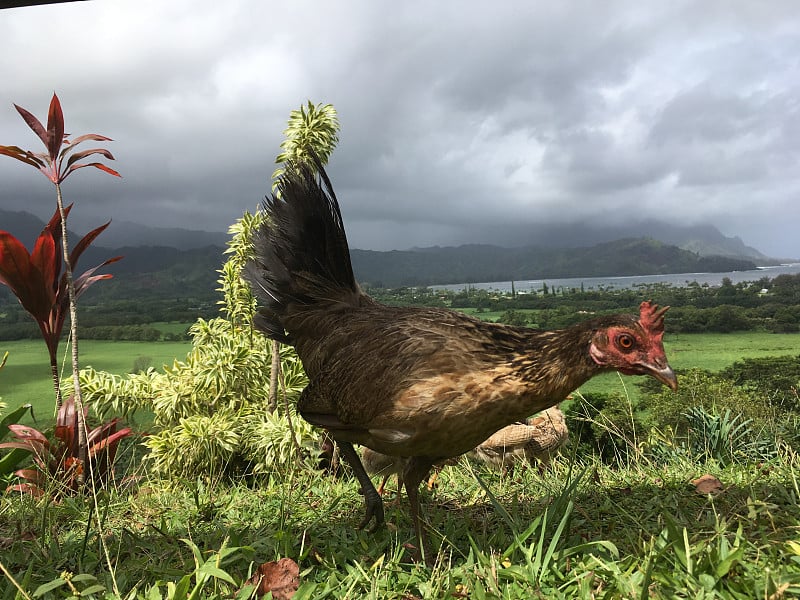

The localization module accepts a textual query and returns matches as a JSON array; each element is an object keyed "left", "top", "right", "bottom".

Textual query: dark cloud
[{"left": 0, "top": 0, "right": 797, "bottom": 258}]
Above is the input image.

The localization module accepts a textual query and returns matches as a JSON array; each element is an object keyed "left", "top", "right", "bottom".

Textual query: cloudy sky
[{"left": 0, "top": 1, "right": 798, "bottom": 257}]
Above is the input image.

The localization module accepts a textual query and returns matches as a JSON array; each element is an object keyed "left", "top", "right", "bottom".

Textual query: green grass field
[
  {"left": 0, "top": 338, "right": 191, "bottom": 422},
  {"left": 2, "top": 330, "right": 797, "bottom": 423},
  {"left": 579, "top": 331, "right": 800, "bottom": 397}
]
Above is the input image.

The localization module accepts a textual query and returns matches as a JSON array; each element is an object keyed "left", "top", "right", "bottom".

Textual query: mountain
[
  {"left": 351, "top": 238, "right": 757, "bottom": 288},
  {"left": 0, "top": 208, "right": 775, "bottom": 293},
  {"left": 95, "top": 220, "right": 230, "bottom": 250},
  {"left": 503, "top": 220, "right": 770, "bottom": 261},
  {"left": 0, "top": 209, "right": 228, "bottom": 250}
]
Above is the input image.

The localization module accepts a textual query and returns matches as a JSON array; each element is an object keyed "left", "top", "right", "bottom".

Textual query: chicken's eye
[{"left": 616, "top": 333, "right": 636, "bottom": 351}]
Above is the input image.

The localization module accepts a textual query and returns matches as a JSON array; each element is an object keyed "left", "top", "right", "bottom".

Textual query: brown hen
[{"left": 245, "top": 160, "right": 678, "bottom": 562}]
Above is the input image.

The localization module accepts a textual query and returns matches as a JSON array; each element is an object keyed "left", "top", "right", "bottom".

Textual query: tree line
[{"left": 368, "top": 273, "right": 800, "bottom": 333}]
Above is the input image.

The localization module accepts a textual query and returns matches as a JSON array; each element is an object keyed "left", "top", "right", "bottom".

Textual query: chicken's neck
[{"left": 506, "top": 325, "right": 600, "bottom": 403}]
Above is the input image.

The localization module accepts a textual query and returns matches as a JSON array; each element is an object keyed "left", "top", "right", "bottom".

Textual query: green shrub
[
  {"left": 645, "top": 369, "right": 776, "bottom": 433},
  {"left": 79, "top": 211, "right": 317, "bottom": 479},
  {"left": 720, "top": 354, "right": 800, "bottom": 412},
  {"left": 564, "top": 392, "right": 647, "bottom": 463}
]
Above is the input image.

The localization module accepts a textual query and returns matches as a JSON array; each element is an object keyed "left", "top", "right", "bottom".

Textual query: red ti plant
[
  {"left": 0, "top": 395, "right": 133, "bottom": 498},
  {"left": 0, "top": 204, "right": 122, "bottom": 404},
  {"left": 0, "top": 92, "right": 120, "bottom": 480}
]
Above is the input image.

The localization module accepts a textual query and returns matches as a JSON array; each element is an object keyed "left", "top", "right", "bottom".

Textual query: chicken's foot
[{"left": 338, "top": 441, "right": 385, "bottom": 532}]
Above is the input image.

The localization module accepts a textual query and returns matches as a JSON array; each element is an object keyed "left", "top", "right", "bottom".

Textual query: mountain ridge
[
  {"left": 0, "top": 208, "right": 784, "bottom": 293},
  {"left": 0, "top": 208, "right": 781, "bottom": 260}
]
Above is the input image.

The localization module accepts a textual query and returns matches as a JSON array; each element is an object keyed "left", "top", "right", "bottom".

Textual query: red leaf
[
  {"left": 68, "top": 220, "right": 111, "bottom": 267},
  {"left": 5, "top": 482, "right": 45, "bottom": 498},
  {"left": 30, "top": 230, "right": 58, "bottom": 300},
  {"left": 65, "top": 133, "right": 113, "bottom": 146},
  {"left": 0, "top": 231, "right": 33, "bottom": 293},
  {"left": 61, "top": 161, "right": 121, "bottom": 182},
  {"left": 86, "top": 418, "right": 120, "bottom": 444},
  {"left": 74, "top": 257, "right": 122, "bottom": 297},
  {"left": 14, "top": 468, "right": 44, "bottom": 485},
  {"left": 63, "top": 148, "right": 115, "bottom": 171},
  {"left": 0, "top": 441, "right": 42, "bottom": 453},
  {"left": 88, "top": 427, "right": 133, "bottom": 458},
  {"left": 46, "top": 93, "right": 65, "bottom": 163},
  {"left": 55, "top": 395, "right": 81, "bottom": 457},
  {"left": 13, "top": 103, "right": 48, "bottom": 149},
  {"left": 7, "top": 424, "right": 49, "bottom": 444},
  {"left": 0, "top": 145, "right": 47, "bottom": 170},
  {"left": 0, "top": 231, "right": 53, "bottom": 324}
]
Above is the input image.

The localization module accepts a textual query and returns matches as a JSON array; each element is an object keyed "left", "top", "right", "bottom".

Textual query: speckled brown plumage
[{"left": 245, "top": 160, "right": 678, "bottom": 563}]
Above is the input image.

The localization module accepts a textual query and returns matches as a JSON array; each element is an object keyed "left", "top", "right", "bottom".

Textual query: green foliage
[
  {"left": 0, "top": 402, "right": 33, "bottom": 485},
  {"left": 0, "top": 395, "right": 132, "bottom": 497},
  {"left": 680, "top": 406, "right": 775, "bottom": 465},
  {"left": 564, "top": 392, "right": 647, "bottom": 464},
  {"left": 646, "top": 368, "right": 776, "bottom": 432},
  {"left": 720, "top": 354, "right": 800, "bottom": 412},
  {"left": 496, "top": 309, "right": 529, "bottom": 327},
  {"left": 79, "top": 212, "right": 316, "bottom": 480},
  {"left": 272, "top": 100, "right": 340, "bottom": 185}
]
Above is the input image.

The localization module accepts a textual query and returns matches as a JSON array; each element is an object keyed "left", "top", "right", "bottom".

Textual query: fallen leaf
[
  {"left": 691, "top": 474, "right": 723, "bottom": 495},
  {"left": 244, "top": 558, "right": 300, "bottom": 599}
]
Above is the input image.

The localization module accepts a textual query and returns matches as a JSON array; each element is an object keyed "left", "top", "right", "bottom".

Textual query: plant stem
[
  {"left": 55, "top": 183, "right": 87, "bottom": 484},
  {"left": 268, "top": 340, "right": 280, "bottom": 412},
  {"left": 49, "top": 360, "right": 63, "bottom": 407}
]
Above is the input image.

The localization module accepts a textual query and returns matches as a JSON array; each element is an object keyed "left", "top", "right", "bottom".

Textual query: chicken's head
[{"left": 588, "top": 301, "right": 678, "bottom": 390}]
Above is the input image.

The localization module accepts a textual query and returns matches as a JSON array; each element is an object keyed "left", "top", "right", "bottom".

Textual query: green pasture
[
  {"left": 580, "top": 331, "right": 799, "bottom": 397},
  {"left": 1, "top": 331, "right": 797, "bottom": 423},
  {"left": 0, "top": 338, "right": 191, "bottom": 422}
]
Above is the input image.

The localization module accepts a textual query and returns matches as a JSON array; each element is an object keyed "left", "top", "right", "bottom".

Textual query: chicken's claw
[{"left": 358, "top": 487, "right": 385, "bottom": 532}]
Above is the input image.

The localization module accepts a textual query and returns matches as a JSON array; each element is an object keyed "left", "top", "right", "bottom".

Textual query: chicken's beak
[{"left": 646, "top": 364, "right": 678, "bottom": 391}]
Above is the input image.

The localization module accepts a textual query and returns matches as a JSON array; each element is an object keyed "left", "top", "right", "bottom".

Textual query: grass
[
  {"left": 1, "top": 325, "right": 799, "bottom": 597},
  {"left": 0, "top": 339, "right": 191, "bottom": 422},
  {"left": 1, "top": 446, "right": 799, "bottom": 598},
  {"left": 2, "top": 330, "right": 797, "bottom": 426},
  {"left": 579, "top": 331, "right": 799, "bottom": 398}
]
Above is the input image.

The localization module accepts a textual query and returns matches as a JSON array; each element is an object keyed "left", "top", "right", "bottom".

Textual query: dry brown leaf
[
  {"left": 691, "top": 474, "right": 723, "bottom": 495},
  {"left": 244, "top": 557, "right": 300, "bottom": 599}
]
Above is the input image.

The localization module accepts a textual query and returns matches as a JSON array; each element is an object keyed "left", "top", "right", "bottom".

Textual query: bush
[
  {"left": 645, "top": 369, "right": 776, "bottom": 434},
  {"left": 79, "top": 211, "right": 317, "bottom": 479},
  {"left": 564, "top": 392, "right": 647, "bottom": 463},
  {"left": 720, "top": 354, "right": 800, "bottom": 412}
]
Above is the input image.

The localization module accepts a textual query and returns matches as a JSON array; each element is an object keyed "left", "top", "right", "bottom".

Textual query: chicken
[
  {"left": 245, "top": 159, "right": 678, "bottom": 562},
  {"left": 471, "top": 405, "right": 569, "bottom": 474}
]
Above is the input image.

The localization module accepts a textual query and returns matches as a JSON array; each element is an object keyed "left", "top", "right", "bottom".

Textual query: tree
[{"left": 267, "top": 101, "right": 340, "bottom": 411}]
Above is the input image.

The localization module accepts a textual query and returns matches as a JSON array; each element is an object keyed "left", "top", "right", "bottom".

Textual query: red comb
[{"left": 639, "top": 300, "right": 669, "bottom": 333}]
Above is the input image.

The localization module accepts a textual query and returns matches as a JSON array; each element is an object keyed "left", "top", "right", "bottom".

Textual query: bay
[{"left": 432, "top": 263, "right": 800, "bottom": 294}]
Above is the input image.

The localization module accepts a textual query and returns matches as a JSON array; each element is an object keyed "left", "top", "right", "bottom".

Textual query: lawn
[
  {"left": 1, "top": 328, "right": 799, "bottom": 598},
  {"left": 2, "top": 331, "right": 798, "bottom": 423},
  {"left": 0, "top": 338, "right": 191, "bottom": 422},
  {"left": 1, "top": 447, "right": 798, "bottom": 598},
  {"left": 578, "top": 331, "right": 800, "bottom": 398}
]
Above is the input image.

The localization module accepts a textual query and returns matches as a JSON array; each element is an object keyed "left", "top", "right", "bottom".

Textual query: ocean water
[{"left": 431, "top": 263, "right": 800, "bottom": 293}]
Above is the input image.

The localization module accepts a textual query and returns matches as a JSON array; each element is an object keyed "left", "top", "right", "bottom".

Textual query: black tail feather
[{"left": 245, "top": 159, "right": 359, "bottom": 344}]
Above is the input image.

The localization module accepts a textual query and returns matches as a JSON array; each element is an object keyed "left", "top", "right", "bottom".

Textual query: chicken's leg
[
  {"left": 338, "top": 441, "right": 385, "bottom": 531},
  {"left": 403, "top": 456, "right": 437, "bottom": 566}
]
